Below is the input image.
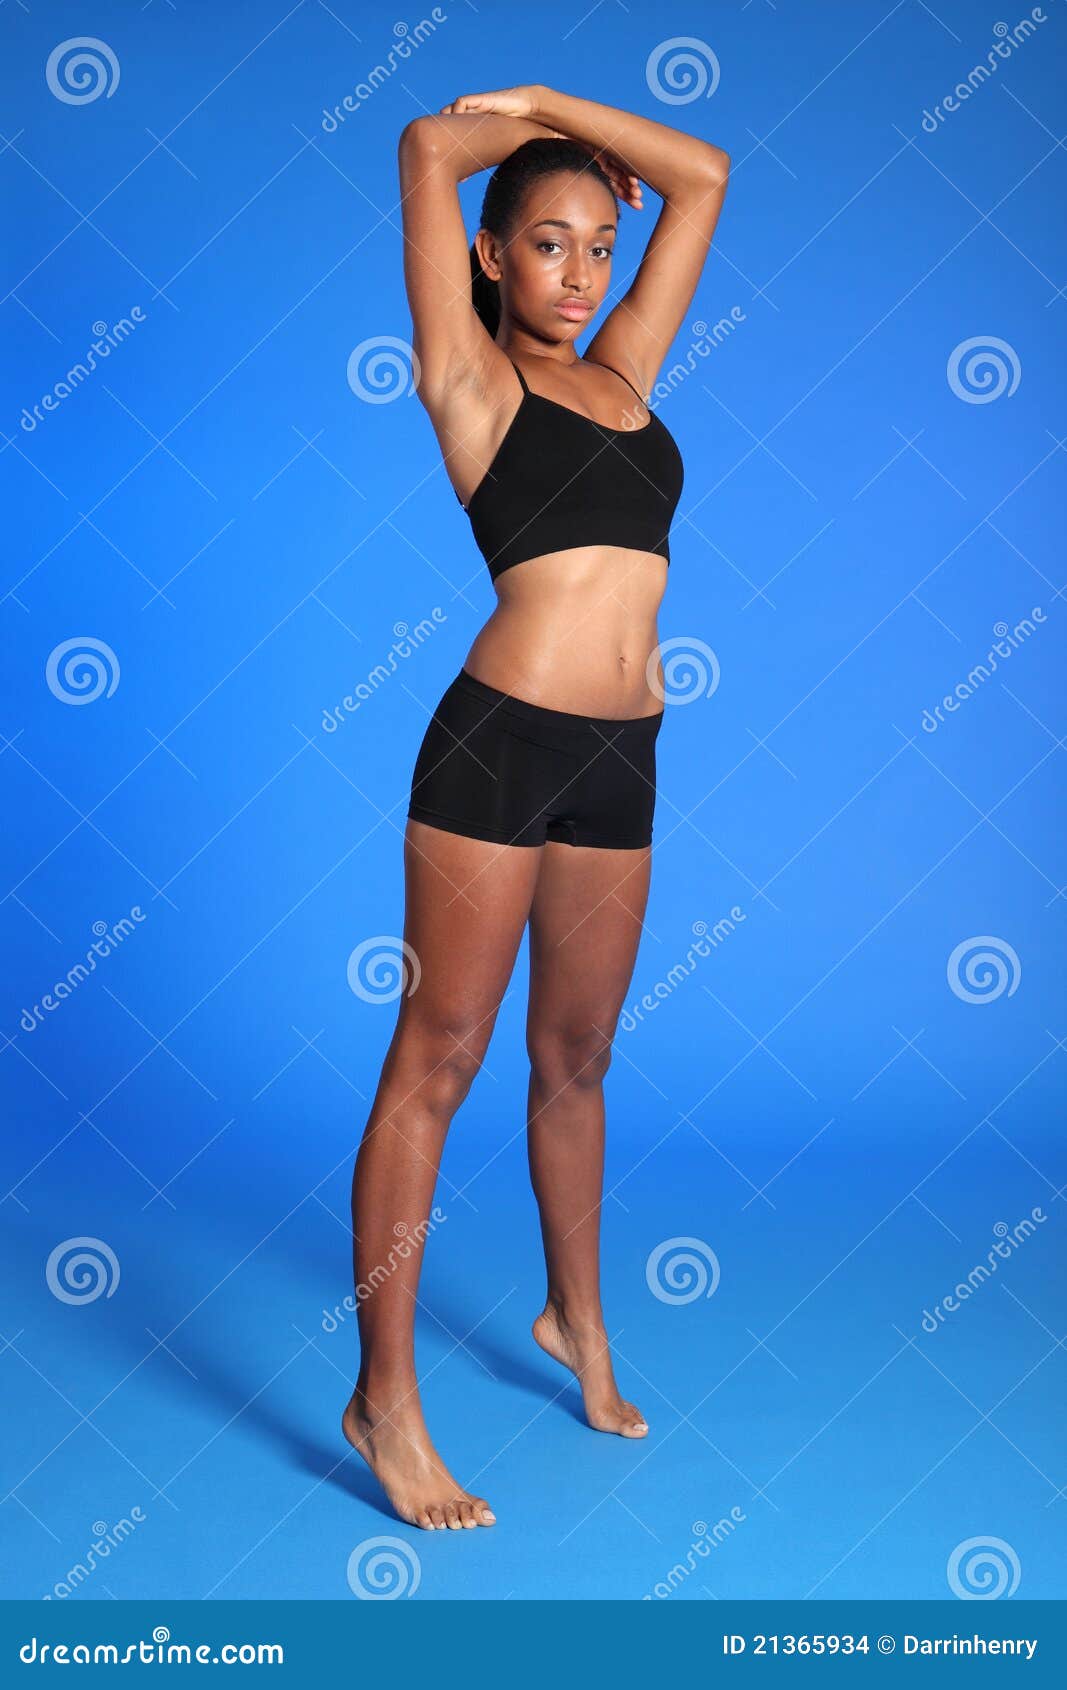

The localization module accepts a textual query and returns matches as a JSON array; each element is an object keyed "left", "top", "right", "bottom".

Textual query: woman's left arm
[
  {"left": 540, "top": 85, "right": 730, "bottom": 395},
  {"left": 445, "top": 83, "right": 730, "bottom": 396},
  {"left": 529, "top": 83, "right": 729, "bottom": 205}
]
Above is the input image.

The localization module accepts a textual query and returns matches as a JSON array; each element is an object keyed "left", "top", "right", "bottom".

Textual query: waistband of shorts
[{"left": 452, "top": 667, "right": 664, "bottom": 734}]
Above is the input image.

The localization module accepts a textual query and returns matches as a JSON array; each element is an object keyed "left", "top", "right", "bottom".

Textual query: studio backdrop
[{"left": 3, "top": 0, "right": 1064, "bottom": 1604}]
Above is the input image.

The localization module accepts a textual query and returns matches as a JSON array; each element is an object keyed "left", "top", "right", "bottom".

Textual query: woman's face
[{"left": 486, "top": 171, "right": 619, "bottom": 340}]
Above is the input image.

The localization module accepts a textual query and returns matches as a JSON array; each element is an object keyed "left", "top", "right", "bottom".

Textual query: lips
[{"left": 555, "top": 299, "right": 592, "bottom": 319}]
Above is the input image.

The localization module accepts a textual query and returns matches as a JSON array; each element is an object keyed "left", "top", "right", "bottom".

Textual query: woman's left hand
[
  {"left": 437, "top": 90, "right": 644, "bottom": 210},
  {"left": 439, "top": 86, "right": 542, "bottom": 120}
]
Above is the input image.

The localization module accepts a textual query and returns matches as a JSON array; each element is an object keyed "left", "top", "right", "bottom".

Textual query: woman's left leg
[{"left": 525, "top": 840, "right": 653, "bottom": 1437}]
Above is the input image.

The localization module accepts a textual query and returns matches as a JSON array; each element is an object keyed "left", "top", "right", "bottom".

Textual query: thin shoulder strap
[
  {"left": 590, "top": 358, "right": 647, "bottom": 404},
  {"left": 507, "top": 358, "right": 530, "bottom": 396}
]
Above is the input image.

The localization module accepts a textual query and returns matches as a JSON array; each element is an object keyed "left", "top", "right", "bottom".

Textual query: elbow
[
  {"left": 398, "top": 115, "right": 442, "bottom": 160},
  {"left": 701, "top": 144, "right": 731, "bottom": 185},
  {"left": 671, "top": 146, "right": 729, "bottom": 208}
]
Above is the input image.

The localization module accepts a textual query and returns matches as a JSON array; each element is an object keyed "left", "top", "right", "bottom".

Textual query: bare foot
[
  {"left": 342, "top": 1387, "right": 496, "bottom": 1530},
  {"left": 533, "top": 1302, "right": 648, "bottom": 1437}
]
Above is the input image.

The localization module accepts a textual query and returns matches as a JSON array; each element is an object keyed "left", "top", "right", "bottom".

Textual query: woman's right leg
[{"left": 344, "top": 817, "right": 542, "bottom": 1530}]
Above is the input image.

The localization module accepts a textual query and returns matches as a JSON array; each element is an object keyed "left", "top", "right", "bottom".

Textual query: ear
[{"left": 474, "top": 227, "right": 503, "bottom": 284}]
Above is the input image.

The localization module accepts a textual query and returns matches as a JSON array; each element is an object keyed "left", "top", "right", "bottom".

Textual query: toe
[
  {"left": 428, "top": 1507, "right": 446, "bottom": 1529},
  {"left": 458, "top": 1501, "right": 476, "bottom": 1528},
  {"left": 473, "top": 1496, "right": 496, "bottom": 1525},
  {"left": 414, "top": 1509, "right": 434, "bottom": 1530},
  {"left": 443, "top": 1501, "right": 461, "bottom": 1530}
]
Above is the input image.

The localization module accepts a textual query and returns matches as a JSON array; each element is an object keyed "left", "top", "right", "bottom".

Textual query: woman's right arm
[{"left": 397, "top": 113, "right": 551, "bottom": 396}]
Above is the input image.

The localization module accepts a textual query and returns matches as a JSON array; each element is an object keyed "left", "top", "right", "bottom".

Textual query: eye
[
  {"left": 592, "top": 245, "right": 613, "bottom": 261},
  {"left": 536, "top": 240, "right": 563, "bottom": 254}
]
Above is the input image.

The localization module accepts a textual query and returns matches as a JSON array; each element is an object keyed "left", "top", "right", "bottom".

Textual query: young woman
[{"left": 343, "top": 84, "right": 729, "bottom": 1530}]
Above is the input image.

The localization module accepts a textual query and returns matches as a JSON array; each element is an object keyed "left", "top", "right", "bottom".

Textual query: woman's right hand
[{"left": 570, "top": 139, "right": 644, "bottom": 211}]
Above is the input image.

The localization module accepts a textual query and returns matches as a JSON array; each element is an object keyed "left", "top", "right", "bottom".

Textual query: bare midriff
[{"left": 462, "top": 545, "right": 668, "bottom": 719}]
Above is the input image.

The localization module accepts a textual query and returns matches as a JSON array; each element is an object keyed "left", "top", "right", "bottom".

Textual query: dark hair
[{"left": 469, "top": 138, "right": 616, "bottom": 337}]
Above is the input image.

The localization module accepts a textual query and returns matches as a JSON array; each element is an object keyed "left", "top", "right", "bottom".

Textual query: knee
[
  {"left": 393, "top": 1016, "right": 487, "bottom": 1116},
  {"left": 527, "top": 1022, "right": 614, "bottom": 1092}
]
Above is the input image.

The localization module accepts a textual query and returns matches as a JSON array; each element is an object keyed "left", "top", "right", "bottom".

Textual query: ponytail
[{"left": 469, "top": 240, "right": 501, "bottom": 337}]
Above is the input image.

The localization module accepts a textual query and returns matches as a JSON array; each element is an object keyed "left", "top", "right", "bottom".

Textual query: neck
[{"left": 497, "top": 330, "right": 581, "bottom": 369}]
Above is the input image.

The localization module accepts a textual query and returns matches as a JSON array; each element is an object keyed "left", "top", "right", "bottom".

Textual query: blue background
[{"left": 2, "top": 0, "right": 1064, "bottom": 1603}]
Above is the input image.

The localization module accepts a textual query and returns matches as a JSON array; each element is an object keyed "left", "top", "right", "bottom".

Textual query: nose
[{"left": 562, "top": 255, "right": 593, "bottom": 292}]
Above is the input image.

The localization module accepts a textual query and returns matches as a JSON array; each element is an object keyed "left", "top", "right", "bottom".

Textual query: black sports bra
[{"left": 456, "top": 357, "right": 684, "bottom": 582}]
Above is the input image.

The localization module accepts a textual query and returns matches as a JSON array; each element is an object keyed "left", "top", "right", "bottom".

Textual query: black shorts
[{"left": 407, "top": 668, "right": 664, "bottom": 849}]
